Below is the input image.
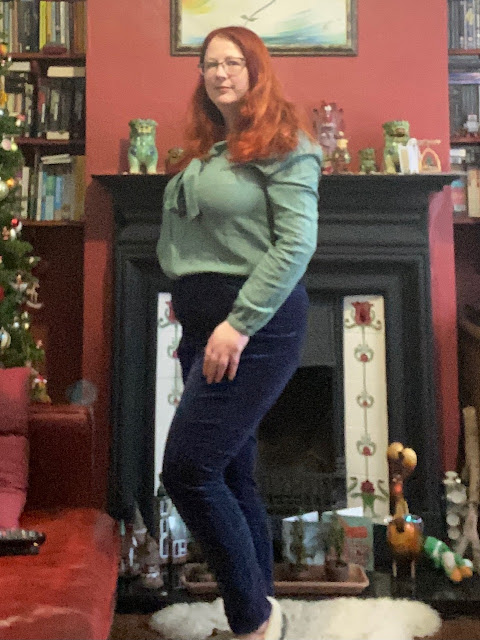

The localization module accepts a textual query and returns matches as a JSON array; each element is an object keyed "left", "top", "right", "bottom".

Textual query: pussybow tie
[{"left": 163, "top": 141, "right": 227, "bottom": 221}]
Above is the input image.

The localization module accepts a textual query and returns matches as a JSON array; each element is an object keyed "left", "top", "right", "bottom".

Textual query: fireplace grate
[{"left": 256, "top": 464, "right": 346, "bottom": 518}]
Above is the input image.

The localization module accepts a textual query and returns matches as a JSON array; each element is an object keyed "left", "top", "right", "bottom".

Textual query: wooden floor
[{"left": 109, "top": 613, "right": 480, "bottom": 640}]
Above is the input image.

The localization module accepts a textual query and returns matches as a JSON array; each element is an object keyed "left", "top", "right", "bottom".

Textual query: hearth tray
[{"left": 181, "top": 562, "right": 369, "bottom": 596}]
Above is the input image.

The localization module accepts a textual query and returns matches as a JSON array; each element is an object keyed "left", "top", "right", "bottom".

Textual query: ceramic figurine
[
  {"left": 464, "top": 114, "right": 480, "bottom": 136},
  {"left": 358, "top": 148, "right": 378, "bottom": 174},
  {"left": 165, "top": 147, "right": 184, "bottom": 172},
  {"left": 127, "top": 118, "right": 159, "bottom": 174},
  {"left": 313, "top": 102, "right": 345, "bottom": 175},
  {"left": 332, "top": 133, "right": 351, "bottom": 174},
  {"left": 382, "top": 120, "right": 410, "bottom": 174},
  {"left": 443, "top": 471, "right": 468, "bottom": 542}
]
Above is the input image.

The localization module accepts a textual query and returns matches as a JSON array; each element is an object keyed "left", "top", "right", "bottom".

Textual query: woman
[{"left": 159, "top": 26, "right": 322, "bottom": 640}]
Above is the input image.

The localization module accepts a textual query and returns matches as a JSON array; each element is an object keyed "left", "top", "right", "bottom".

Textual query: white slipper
[
  {"left": 206, "top": 598, "right": 287, "bottom": 640},
  {"left": 264, "top": 597, "right": 287, "bottom": 640}
]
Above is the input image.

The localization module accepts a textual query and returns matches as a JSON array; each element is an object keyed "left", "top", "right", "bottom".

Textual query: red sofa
[{"left": 0, "top": 403, "right": 119, "bottom": 640}]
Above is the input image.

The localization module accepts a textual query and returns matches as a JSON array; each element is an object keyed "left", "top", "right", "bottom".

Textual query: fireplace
[{"left": 95, "top": 172, "right": 455, "bottom": 540}]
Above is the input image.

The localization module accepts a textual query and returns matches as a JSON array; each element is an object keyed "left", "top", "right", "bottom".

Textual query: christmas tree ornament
[
  {"left": 26, "top": 281, "right": 42, "bottom": 309},
  {"left": 6, "top": 178, "right": 15, "bottom": 188},
  {"left": 0, "top": 179, "right": 9, "bottom": 200},
  {"left": 10, "top": 218, "right": 21, "bottom": 233},
  {"left": 10, "top": 273, "right": 27, "bottom": 292},
  {"left": 21, "top": 311, "right": 30, "bottom": 330},
  {"left": 0, "top": 326, "right": 10, "bottom": 351}
]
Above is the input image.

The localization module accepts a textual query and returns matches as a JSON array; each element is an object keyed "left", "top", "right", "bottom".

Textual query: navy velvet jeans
[{"left": 162, "top": 275, "right": 308, "bottom": 634}]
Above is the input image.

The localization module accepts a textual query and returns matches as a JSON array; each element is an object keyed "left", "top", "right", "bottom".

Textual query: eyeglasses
[{"left": 199, "top": 56, "right": 246, "bottom": 77}]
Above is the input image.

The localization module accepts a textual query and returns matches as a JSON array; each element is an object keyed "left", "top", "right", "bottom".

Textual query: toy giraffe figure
[{"left": 386, "top": 442, "right": 423, "bottom": 578}]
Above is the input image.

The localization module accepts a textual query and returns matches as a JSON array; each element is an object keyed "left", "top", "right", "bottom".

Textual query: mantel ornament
[{"left": 127, "top": 118, "right": 159, "bottom": 175}]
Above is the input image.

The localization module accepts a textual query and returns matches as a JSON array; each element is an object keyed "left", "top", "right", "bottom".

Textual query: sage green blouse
[{"left": 157, "top": 134, "right": 322, "bottom": 336}]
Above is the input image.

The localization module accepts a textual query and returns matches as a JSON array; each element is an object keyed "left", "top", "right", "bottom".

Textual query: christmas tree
[{"left": 0, "top": 44, "right": 47, "bottom": 399}]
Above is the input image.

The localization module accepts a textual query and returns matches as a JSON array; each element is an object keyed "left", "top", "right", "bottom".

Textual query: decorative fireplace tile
[
  {"left": 343, "top": 296, "right": 389, "bottom": 522},
  {"left": 155, "top": 293, "right": 183, "bottom": 493}
]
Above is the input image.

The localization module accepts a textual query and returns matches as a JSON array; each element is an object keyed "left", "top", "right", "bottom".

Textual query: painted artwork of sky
[{"left": 180, "top": 0, "right": 348, "bottom": 47}]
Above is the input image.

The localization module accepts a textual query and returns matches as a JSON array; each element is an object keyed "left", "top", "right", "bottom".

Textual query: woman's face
[{"left": 202, "top": 36, "right": 249, "bottom": 126}]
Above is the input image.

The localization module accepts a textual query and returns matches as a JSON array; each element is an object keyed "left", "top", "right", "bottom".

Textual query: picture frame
[{"left": 170, "top": 0, "right": 358, "bottom": 57}]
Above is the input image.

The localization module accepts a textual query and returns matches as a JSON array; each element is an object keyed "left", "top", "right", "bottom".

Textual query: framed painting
[{"left": 170, "top": 0, "right": 358, "bottom": 57}]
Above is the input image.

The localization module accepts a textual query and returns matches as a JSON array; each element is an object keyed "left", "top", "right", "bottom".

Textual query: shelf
[
  {"left": 20, "top": 219, "right": 84, "bottom": 227},
  {"left": 449, "top": 49, "right": 480, "bottom": 55},
  {"left": 453, "top": 216, "right": 480, "bottom": 224},
  {"left": 451, "top": 136, "right": 480, "bottom": 145},
  {"left": 9, "top": 52, "right": 86, "bottom": 62},
  {"left": 16, "top": 137, "right": 85, "bottom": 147}
]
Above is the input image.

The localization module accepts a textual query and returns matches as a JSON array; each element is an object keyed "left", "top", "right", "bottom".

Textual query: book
[
  {"left": 449, "top": 71, "right": 480, "bottom": 84},
  {"left": 47, "top": 65, "right": 85, "bottom": 78},
  {"left": 467, "top": 166, "right": 480, "bottom": 217}
]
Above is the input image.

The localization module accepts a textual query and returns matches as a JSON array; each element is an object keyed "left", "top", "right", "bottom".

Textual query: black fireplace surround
[{"left": 94, "top": 173, "right": 455, "bottom": 539}]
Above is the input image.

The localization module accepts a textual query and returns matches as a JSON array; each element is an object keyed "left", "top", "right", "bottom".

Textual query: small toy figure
[
  {"left": 382, "top": 120, "right": 410, "bottom": 174},
  {"left": 358, "top": 148, "right": 378, "bottom": 174},
  {"left": 424, "top": 536, "right": 473, "bottom": 582},
  {"left": 127, "top": 118, "right": 159, "bottom": 175}
]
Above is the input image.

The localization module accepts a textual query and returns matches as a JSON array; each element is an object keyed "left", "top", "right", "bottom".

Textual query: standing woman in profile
[{"left": 159, "top": 26, "right": 322, "bottom": 640}]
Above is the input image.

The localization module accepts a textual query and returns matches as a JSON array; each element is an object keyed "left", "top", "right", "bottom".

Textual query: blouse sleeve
[{"left": 226, "top": 136, "right": 323, "bottom": 336}]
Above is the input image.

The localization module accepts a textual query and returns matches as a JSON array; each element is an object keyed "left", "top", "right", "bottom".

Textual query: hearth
[{"left": 94, "top": 172, "right": 456, "bottom": 540}]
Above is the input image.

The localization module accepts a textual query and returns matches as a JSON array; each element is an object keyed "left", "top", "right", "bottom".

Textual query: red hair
[{"left": 171, "top": 26, "right": 310, "bottom": 173}]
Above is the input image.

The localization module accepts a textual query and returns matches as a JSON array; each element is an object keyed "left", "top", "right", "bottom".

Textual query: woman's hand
[{"left": 203, "top": 320, "right": 250, "bottom": 384}]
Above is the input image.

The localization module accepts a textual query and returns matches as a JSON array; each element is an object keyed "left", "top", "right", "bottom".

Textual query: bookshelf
[
  {"left": 3, "top": 0, "right": 87, "bottom": 403},
  {"left": 447, "top": 0, "right": 480, "bottom": 320}
]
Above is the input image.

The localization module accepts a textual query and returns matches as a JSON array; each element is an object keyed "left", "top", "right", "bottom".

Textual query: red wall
[{"left": 84, "top": 0, "right": 455, "bottom": 501}]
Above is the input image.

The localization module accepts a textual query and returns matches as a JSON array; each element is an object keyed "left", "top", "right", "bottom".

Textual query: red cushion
[
  {"left": 0, "top": 434, "right": 28, "bottom": 528},
  {"left": 0, "top": 367, "right": 30, "bottom": 436},
  {"left": 0, "top": 368, "right": 30, "bottom": 528}
]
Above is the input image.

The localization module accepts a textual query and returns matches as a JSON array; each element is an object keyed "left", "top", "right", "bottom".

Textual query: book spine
[
  {"left": 460, "top": 0, "right": 467, "bottom": 48},
  {"left": 466, "top": 0, "right": 476, "bottom": 48},
  {"left": 39, "top": 1, "right": 46, "bottom": 50}
]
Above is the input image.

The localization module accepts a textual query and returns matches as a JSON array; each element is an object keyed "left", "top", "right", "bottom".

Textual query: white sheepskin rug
[{"left": 150, "top": 596, "right": 441, "bottom": 640}]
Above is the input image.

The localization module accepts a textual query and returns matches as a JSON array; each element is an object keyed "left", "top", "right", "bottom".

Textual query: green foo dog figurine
[
  {"left": 382, "top": 120, "right": 410, "bottom": 174},
  {"left": 128, "top": 118, "right": 158, "bottom": 174},
  {"left": 359, "top": 148, "right": 378, "bottom": 174}
]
